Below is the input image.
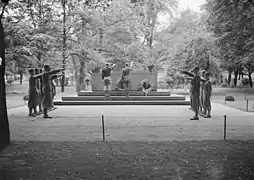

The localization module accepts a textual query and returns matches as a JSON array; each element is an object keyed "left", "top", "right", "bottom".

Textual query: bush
[
  {"left": 6, "top": 76, "right": 14, "bottom": 85},
  {"left": 23, "top": 94, "right": 29, "bottom": 101},
  {"left": 211, "top": 80, "right": 216, "bottom": 85},
  {"left": 137, "top": 79, "right": 153, "bottom": 91},
  {"left": 242, "top": 78, "right": 249, "bottom": 86},
  {"left": 221, "top": 83, "right": 227, "bottom": 87},
  {"left": 225, "top": 95, "right": 234, "bottom": 101}
]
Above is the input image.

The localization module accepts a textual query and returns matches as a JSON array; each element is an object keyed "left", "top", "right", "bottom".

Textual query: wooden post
[
  {"left": 224, "top": 115, "right": 227, "bottom": 140},
  {"left": 246, "top": 99, "right": 249, "bottom": 112},
  {"left": 102, "top": 115, "right": 105, "bottom": 141}
]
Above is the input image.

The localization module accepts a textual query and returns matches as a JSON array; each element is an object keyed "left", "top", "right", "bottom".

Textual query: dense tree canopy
[{"left": 204, "top": 0, "right": 254, "bottom": 86}]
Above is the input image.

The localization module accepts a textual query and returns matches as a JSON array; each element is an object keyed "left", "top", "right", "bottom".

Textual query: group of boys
[
  {"left": 28, "top": 65, "right": 63, "bottom": 118},
  {"left": 101, "top": 62, "right": 134, "bottom": 98},
  {"left": 189, "top": 67, "right": 212, "bottom": 120}
]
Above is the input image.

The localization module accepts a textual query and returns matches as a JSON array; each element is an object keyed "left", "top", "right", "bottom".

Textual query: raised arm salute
[
  {"left": 102, "top": 63, "right": 115, "bottom": 98},
  {"left": 41, "top": 65, "right": 64, "bottom": 118},
  {"left": 121, "top": 61, "right": 133, "bottom": 98}
]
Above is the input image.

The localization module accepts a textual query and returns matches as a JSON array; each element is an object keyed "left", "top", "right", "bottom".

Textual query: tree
[
  {"left": 204, "top": 0, "right": 254, "bottom": 87},
  {"left": 0, "top": 1, "right": 10, "bottom": 151}
]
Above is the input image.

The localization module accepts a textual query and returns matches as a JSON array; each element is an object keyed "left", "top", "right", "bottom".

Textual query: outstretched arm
[
  {"left": 110, "top": 64, "right": 116, "bottom": 69},
  {"left": 52, "top": 74, "right": 62, "bottom": 80},
  {"left": 34, "top": 73, "right": 43, "bottom": 79},
  {"left": 130, "top": 61, "right": 133, "bottom": 69},
  {"left": 50, "top": 68, "right": 64, "bottom": 75}
]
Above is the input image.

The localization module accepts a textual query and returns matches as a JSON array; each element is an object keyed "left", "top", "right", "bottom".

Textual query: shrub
[
  {"left": 221, "top": 83, "right": 227, "bottom": 87},
  {"left": 23, "top": 94, "right": 29, "bottom": 101},
  {"left": 242, "top": 78, "right": 249, "bottom": 86},
  {"left": 225, "top": 95, "right": 234, "bottom": 101},
  {"left": 137, "top": 79, "right": 153, "bottom": 91}
]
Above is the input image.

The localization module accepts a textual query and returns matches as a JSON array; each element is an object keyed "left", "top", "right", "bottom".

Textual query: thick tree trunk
[
  {"left": 79, "top": 61, "right": 85, "bottom": 91},
  {"left": 234, "top": 71, "right": 238, "bottom": 86},
  {"left": 19, "top": 70, "right": 23, "bottom": 84},
  {"left": 248, "top": 73, "right": 253, "bottom": 88},
  {"left": 0, "top": 18, "right": 10, "bottom": 151},
  {"left": 228, "top": 72, "right": 231, "bottom": 85},
  {"left": 71, "top": 55, "right": 79, "bottom": 92},
  {"left": 61, "top": 0, "right": 66, "bottom": 92}
]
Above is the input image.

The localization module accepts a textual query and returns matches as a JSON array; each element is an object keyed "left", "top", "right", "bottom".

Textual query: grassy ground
[{"left": 1, "top": 140, "right": 254, "bottom": 180}]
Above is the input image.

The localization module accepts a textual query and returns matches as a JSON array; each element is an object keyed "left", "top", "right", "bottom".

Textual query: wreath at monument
[
  {"left": 84, "top": 76, "right": 92, "bottom": 83},
  {"left": 137, "top": 79, "right": 153, "bottom": 91}
]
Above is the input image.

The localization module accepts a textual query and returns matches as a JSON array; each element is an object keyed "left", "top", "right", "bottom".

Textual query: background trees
[
  {"left": 204, "top": 0, "right": 254, "bottom": 87},
  {"left": 1, "top": 0, "right": 254, "bottom": 89}
]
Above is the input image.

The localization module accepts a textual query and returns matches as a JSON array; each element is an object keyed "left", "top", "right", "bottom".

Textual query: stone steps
[
  {"left": 78, "top": 91, "right": 171, "bottom": 96},
  {"left": 62, "top": 96, "right": 185, "bottom": 101},
  {"left": 54, "top": 100, "right": 190, "bottom": 106}
]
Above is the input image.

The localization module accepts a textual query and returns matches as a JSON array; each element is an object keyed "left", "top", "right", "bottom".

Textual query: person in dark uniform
[
  {"left": 101, "top": 63, "right": 115, "bottom": 97},
  {"left": 121, "top": 61, "right": 133, "bottom": 98},
  {"left": 190, "top": 67, "right": 201, "bottom": 120},
  {"left": 28, "top": 68, "right": 42, "bottom": 116},
  {"left": 41, "top": 65, "right": 64, "bottom": 118}
]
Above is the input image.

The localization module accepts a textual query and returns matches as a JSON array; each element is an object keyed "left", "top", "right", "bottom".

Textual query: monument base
[{"left": 78, "top": 90, "right": 171, "bottom": 96}]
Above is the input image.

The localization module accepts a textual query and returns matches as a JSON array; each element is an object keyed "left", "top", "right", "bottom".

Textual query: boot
[{"left": 43, "top": 109, "right": 52, "bottom": 119}]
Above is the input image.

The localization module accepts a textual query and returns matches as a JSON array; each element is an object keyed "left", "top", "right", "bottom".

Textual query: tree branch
[{"left": 0, "top": 3, "right": 7, "bottom": 20}]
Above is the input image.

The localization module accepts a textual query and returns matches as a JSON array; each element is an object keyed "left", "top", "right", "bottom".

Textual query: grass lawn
[{"left": 1, "top": 140, "right": 254, "bottom": 180}]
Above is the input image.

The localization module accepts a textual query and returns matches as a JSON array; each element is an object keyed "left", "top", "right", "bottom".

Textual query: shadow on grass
[{"left": 1, "top": 140, "right": 254, "bottom": 180}]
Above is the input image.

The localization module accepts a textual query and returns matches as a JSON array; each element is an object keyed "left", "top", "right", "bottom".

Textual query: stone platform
[
  {"left": 78, "top": 90, "right": 170, "bottom": 96},
  {"left": 54, "top": 91, "right": 190, "bottom": 106}
]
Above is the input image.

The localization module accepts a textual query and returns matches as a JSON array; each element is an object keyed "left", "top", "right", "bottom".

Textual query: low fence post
[
  {"left": 224, "top": 115, "right": 227, "bottom": 141},
  {"left": 102, "top": 115, "right": 105, "bottom": 141},
  {"left": 246, "top": 99, "right": 249, "bottom": 112}
]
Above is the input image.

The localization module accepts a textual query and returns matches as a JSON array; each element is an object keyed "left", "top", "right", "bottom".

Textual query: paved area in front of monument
[{"left": 7, "top": 102, "right": 254, "bottom": 142}]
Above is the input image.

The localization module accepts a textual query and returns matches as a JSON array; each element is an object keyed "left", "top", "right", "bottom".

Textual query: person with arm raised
[
  {"left": 102, "top": 63, "right": 115, "bottom": 98},
  {"left": 121, "top": 61, "right": 133, "bottom": 98},
  {"left": 41, "top": 65, "right": 64, "bottom": 118}
]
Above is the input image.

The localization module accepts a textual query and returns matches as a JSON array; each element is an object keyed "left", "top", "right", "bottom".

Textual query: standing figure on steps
[
  {"left": 41, "top": 65, "right": 64, "bottom": 119},
  {"left": 203, "top": 72, "right": 212, "bottom": 118},
  {"left": 121, "top": 61, "right": 133, "bottom": 98},
  {"left": 189, "top": 67, "right": 201, "bottom": 120},
  {"left": 28, "top": 68, "right": 42, "bottom": 117},
  {"left": 102, "top": 63, "right": 115, "bottom": 98}
]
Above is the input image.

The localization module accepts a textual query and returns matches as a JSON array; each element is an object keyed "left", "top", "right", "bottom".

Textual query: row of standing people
[
  {"left": 28, "top": 65, "right": 64, "bottom": 118},
  {"left": 189, "top": 67, "right": 212, "bottom": 120}
]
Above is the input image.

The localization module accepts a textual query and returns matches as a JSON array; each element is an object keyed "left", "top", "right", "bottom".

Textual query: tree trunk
[
  {"left": 228, "top": 72, "right": 231, "bottom": 85},
  {"left": 99, "top": 28, "right": 103, "bottom": 53},
  {"left": 61, "top": 0, "right": 66, "bottom": 92},
  {"left": 19, "top": 70, "right": 23, "bottom": 84},
  {"left": 0, "top": 18, "right": 10, "bottom": 151},
  {"left": 79, "top": 61, "right": 85, "bottom": 91},
  {"left": 248, "top": 72, "right": 253, "bottom": 88},
  {"left": 234, "top": 71, "right": 238, "bottom": 86},
  {"left": 71, "top": 55, "right": 79, "bottom": 92}
]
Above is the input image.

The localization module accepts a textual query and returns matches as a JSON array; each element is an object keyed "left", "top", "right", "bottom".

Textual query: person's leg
[
  {"left": 204, "top": 98, "right": 211, "bottom": 118},
  {"left": 189, "top": 93, "right": 193, "bottom": 110},
  {"left": 126, "top": 80, "right": 130, "bottom": 97},
  {"left": 28, "top": 108, "right": 32, "bottom": 116},
  {"left": 33, "top": 107, "right": 37, "bottom": 116},
  {"left": 190, "top": 94, "right": 199, "bottom": 120}
]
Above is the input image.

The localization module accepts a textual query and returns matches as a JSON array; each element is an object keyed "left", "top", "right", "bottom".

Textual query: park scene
[{"left": 1, "top": 0, "right": 254, "bottom": 179}]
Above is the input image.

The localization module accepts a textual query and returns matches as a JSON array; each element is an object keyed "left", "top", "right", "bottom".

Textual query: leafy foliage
[{"left": 204, "top": 0, "right": 254, "bottom": 86}]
